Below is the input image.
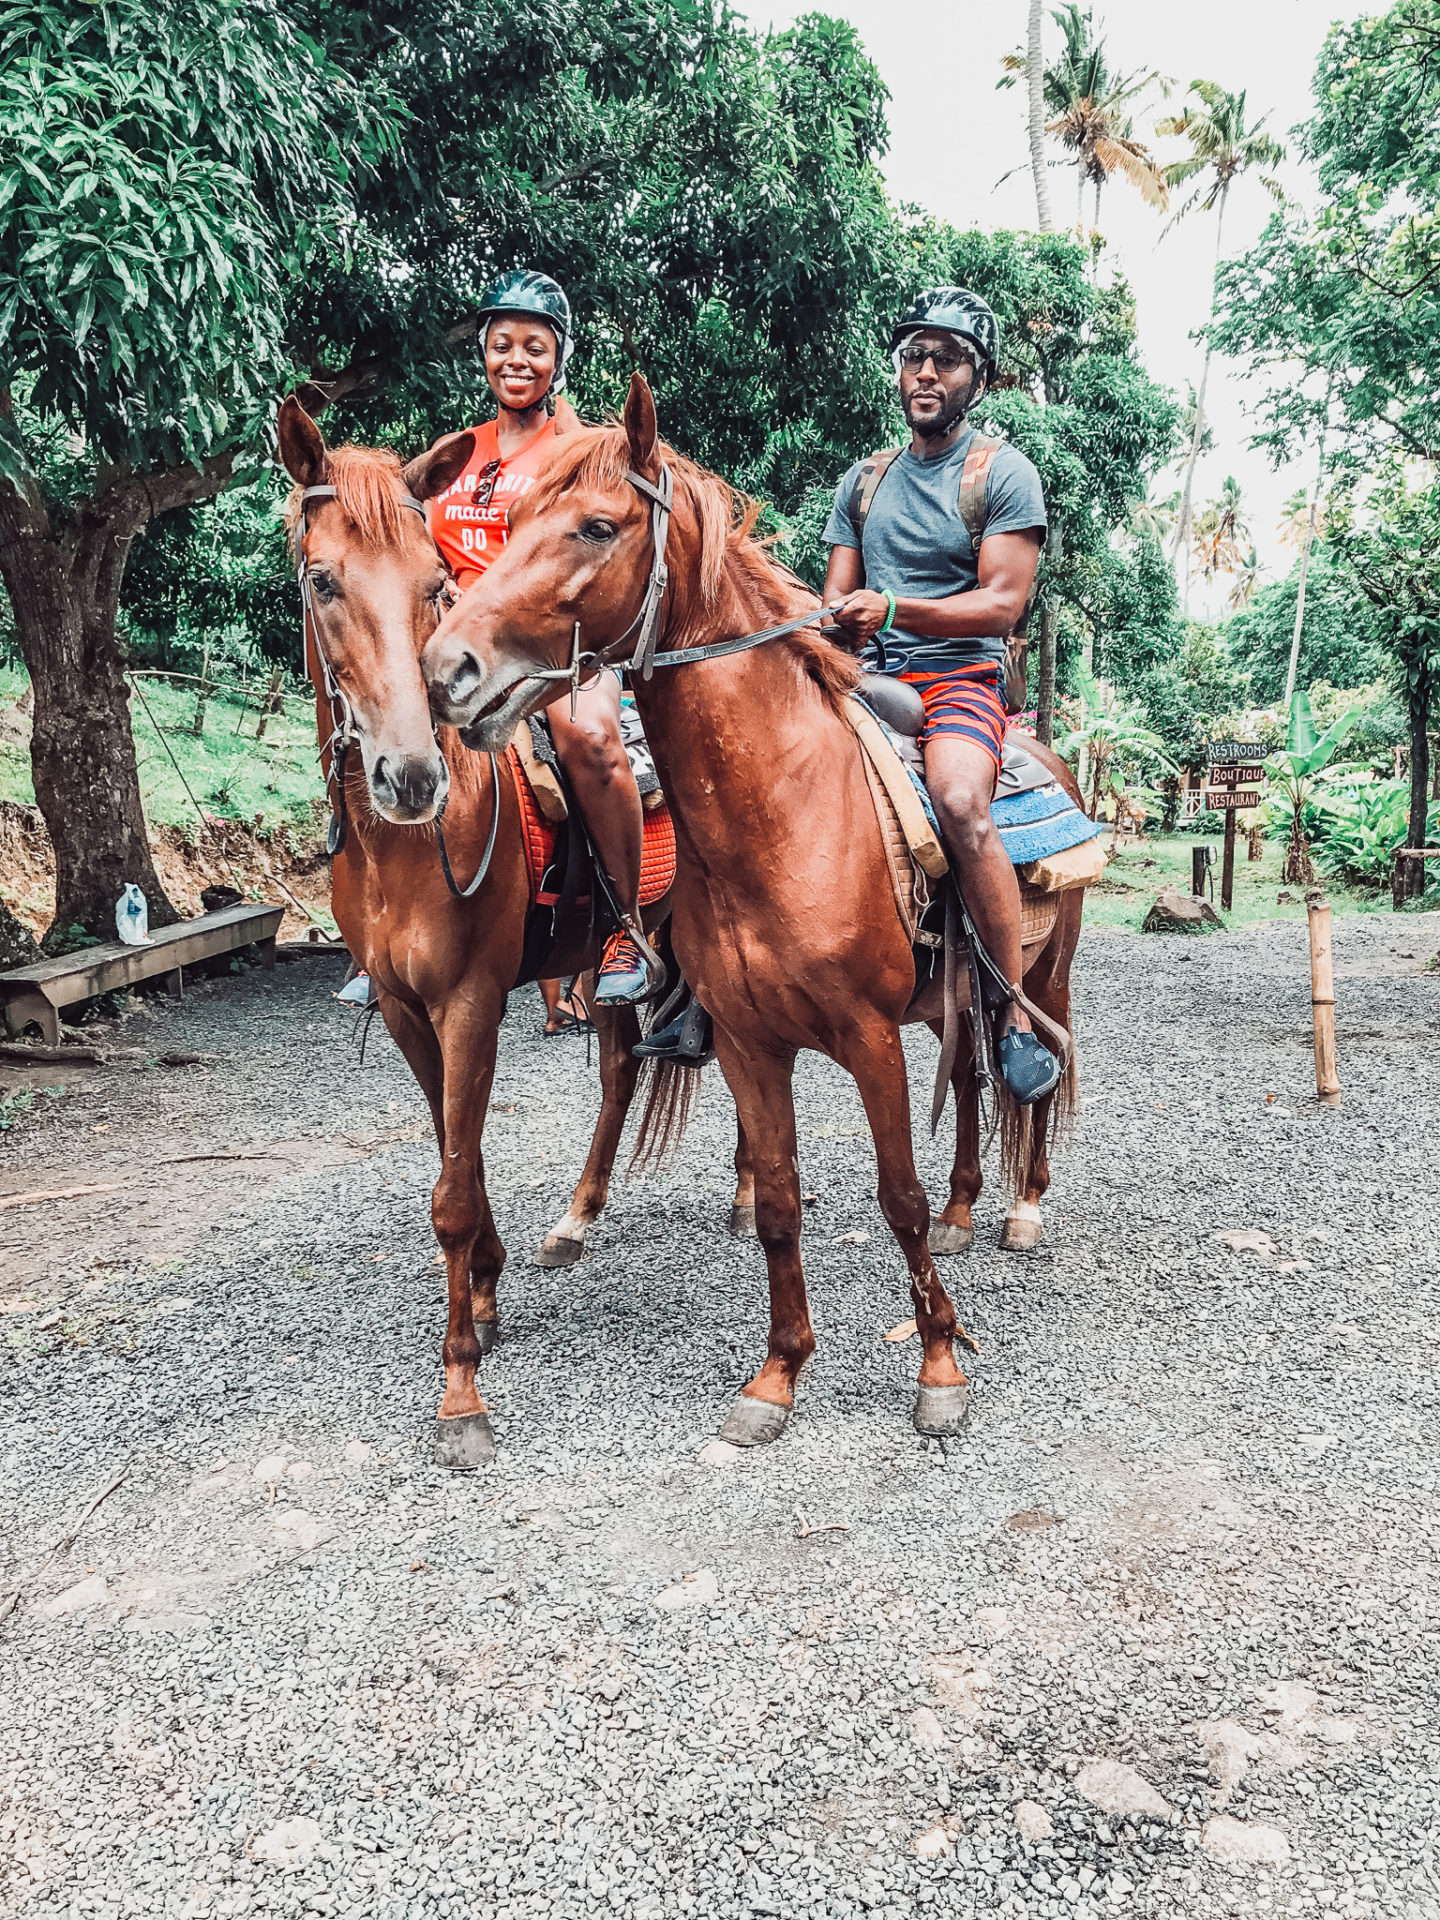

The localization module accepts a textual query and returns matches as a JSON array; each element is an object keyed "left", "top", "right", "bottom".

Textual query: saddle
[{"left": 507, "top": 736, "right": 676, "bottom": 990}]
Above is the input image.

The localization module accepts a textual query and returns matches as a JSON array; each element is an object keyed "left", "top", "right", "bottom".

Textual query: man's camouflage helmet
[
  {"left": 477, "top": 270, "right": 574, "bottom": 393},
  {"left": 889, "top": 287, "right": 1000, "bottom": 383}
]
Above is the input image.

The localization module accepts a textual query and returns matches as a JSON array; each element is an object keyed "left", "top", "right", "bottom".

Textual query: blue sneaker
[
  {"left": 595, "top": 930, "right": 653, "bottom": 1006},
  {"left": 998, "top": 1026, "right": 1061, "bottom": 1105}
]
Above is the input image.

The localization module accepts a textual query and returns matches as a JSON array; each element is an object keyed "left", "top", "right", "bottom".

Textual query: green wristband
[{"left": 878, "top": 589, "right": 897, "bottom": 635}]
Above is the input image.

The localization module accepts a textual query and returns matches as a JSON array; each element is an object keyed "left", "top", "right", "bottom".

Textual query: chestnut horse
[
  {"left": 422, "top": 374, "right": 1082, "bottom": 1446},
  {"left": 278, "top": 394, "right": 695, "bottom": 1467}
]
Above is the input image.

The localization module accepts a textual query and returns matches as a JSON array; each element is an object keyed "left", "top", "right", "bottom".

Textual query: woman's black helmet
[
  {"left": 889, "top": 287, "right": 1000, "bottom": 381},
  {"left": 477, "top": 270, "right": 574, "bottom": 393}
]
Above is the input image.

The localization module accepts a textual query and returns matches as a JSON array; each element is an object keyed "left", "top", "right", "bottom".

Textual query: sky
[{"left": 739, "top": 0, "right": 1369, "bottom": 619}]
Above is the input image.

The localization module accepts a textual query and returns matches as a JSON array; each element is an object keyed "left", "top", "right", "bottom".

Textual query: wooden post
[
  {"left": 1393, "top": 849, "right": 1407, "bottom": 913},
  {"left": 1221, "top": 807, "right": 1237, "bottom": 911},
  {"left": 1307, "top": 896, "right": 1341, "bottom": 1107},
  {"left": 1191, "top": 845, "right": 1207, "bottom": 899}
]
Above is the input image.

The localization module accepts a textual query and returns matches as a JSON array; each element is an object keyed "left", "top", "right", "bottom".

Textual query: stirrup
[{"left": 633, "top": 992, "right": 714, "bottom": 1067}]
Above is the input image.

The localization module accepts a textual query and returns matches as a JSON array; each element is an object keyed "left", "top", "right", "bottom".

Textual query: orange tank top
[{"left": 427, "top": 417, "right": 558, "bottom": 591}]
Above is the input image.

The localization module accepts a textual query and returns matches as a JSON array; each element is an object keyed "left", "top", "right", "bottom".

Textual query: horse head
[
  {"left": 421, "top": 375, "right": 683, "bottom": 749},
  {"left": 279, "top": 395, "right": 474, "bottom": 825}
]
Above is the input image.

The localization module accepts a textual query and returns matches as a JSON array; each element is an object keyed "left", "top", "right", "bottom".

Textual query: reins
[
  {"left": 296, "top": 483, "right": 499, "bottom": 900},
  {"left": 517, "top": 462, "right": 844, "bottom": 711}
]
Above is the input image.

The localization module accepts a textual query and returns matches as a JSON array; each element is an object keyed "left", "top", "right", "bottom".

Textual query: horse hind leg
[
  {"left": 999, "top": 957, "right": 1074, "bottom": 1253},
  {"left": 926, "top": 1013, "right": 980, "bottom": 1256},
  {"left": 536, "top": 995, "right": 642, "bottom": 1267}
]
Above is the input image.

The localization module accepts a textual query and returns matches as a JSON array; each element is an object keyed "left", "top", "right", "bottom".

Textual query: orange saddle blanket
[{"left": 507, "top": 745, "right": 677, "bottom": 911}]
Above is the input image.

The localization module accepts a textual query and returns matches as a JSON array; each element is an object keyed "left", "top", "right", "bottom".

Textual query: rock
[
  {"left": 1214, "top": 1229, "right": 1278, "bottom": 1259},
  {"left": 273, "top": 1511, "right": 329, "bottom": 1552},
  {"left": 1201, "top": 1815, "right": 1291, "bottom": 1867},
  {"left": 972, "top": 1606, "right": 1009, "bottom": 1640},
  {"left": 42, "top": 1575, "right": 108, "bottom": 1618},
  {"left": 1200, "top": 1720, "right": 1261, "bottom": 1806},
  {"left": 342, "top": 1440, "right": 374, "bottom": 1465},
  {"left": 913, "top": 1826, "right": 950, "bottom": 1860},
  {"left": 253, "top": 1453, "right": 288, "bottom": 1482},
  {"left": 652, "top": 1568, "right": 719, "bottom": 1612},
  {"left": 250, "top": 1818, "right": 323, "bottom": 1870},
  {"left": 1013, "top": 1800, "right": 1054, "bottom": 1843},
  {"left": 1141, "top": 886, "right": 1222, "bottom": 934},
  {"left": 287, "top": 1461, "right": 316, "bottom": 1481},
  {"left": 909, "top": 1707, "right": 947, "bottom": 1749},
  {"left": 1074, "top": 1759, "right": 1170, "bottom": 1820},
  {"left": 696, "top": 1440, "right": 741, "bottom": 1468}
]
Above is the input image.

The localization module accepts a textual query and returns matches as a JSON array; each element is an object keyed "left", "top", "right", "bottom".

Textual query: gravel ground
[{"left": 2, "top": 912, "right": 1439, "bottom": 1920}]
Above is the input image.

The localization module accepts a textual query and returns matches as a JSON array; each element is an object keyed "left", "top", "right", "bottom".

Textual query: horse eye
[
  {"left": 308, "top": 569, "right": 339, "bottom": 603},
  {"left": 579, "top": 518, "right": 618, "bottom": 543}
]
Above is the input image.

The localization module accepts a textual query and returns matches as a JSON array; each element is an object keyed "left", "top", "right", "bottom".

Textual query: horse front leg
[
  {"left": 927, "top": 1012, "right": 981, "bottom": 1256},
  {"left": 537, "top": 989, "right": 643, "bottom": 1267},
  {"left": 842, "top": 1020, "right": 976, "bottom": 1437},
  {"left": 998, "top": 965, "right": 1073, "bottom": 1252},
  {"left": 711, "top": 1036, "right": 812, "bottom": 1448},
  {"left": 429, "top": 991, "right": 507, "bottom": 1468}
]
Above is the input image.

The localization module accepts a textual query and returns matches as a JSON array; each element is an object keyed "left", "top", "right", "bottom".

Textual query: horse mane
[
  {"left": 283, "top": 443, "right": 413, "bottom": 553},
  {"left": 525, "top": 424, "right": 862, "bottom": 709}
]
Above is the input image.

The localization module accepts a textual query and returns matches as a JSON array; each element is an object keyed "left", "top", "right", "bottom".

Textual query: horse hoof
[
  {"left": 434, "top": 1410, "right": 495, "bottom": 1471},
  {"left": 534, "top": 1233, "right": 585, "bottom": 1268},
  {"left": 719, "top": 1395, "right": 790, "bottom": 1448},
  {"left": 913, "top": 1383, "right": 971, "bottom": 1436},
  {"left": 474, "top": 1320, "right": 500, "bottom": 1358},
  {"left": 928, "top": 1220, "right": 974, "bottom": 1256},
  {"left": 729, "top": 1204, "right": 757, "bottom": 1239},
  {"left": 999, "top": 1212, "right": 1044, "bottom": 1251}
]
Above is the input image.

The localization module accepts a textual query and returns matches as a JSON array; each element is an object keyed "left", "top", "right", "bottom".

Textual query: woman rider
[{"left": 428, "top": 269, "right": 658, "bottom": 1006}]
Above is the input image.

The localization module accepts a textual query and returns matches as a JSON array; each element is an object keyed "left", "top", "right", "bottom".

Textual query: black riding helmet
[
  {"left": 477, "top": 269, "right": 574, "bottom": 396},
  {"left": 889, "top": 287, "right": 1000, "bottom": 387}
]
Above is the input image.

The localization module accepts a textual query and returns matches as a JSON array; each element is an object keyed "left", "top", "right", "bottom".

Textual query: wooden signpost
[{"left": 1205, "top": 741, "right": 1267, "bottom": 910}]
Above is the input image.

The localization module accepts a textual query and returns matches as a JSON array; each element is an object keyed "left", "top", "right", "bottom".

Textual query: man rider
[
  {"left": 822, "top": 288, "right": 1059, "bottom": 1104},
  {"left": 428, "top": 270, "right": 656, "bottom": 1005}
]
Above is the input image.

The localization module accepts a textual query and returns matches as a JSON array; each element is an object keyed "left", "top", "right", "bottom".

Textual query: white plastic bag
[{"left": 115, "top": 884, "right": 151, "bottom": 945}]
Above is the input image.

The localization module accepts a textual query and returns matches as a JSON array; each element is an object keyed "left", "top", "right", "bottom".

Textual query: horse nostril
[{"left": 448, "top": 651, "right": 482, "bottom": 703}]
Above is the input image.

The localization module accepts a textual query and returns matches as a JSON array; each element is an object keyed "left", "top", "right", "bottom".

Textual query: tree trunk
[
  {"left": 1283, "top": 419, "right": 1328, "bottom": 715},
  {"left": 1407, "top": 668, "right": 1432, "bottom": 898},
  {"left": 1026, "top": 0, "right": 1054, "bottom": 233},
  {"left": 0, "top": 891, "right": 39, "bottom": 970},
  {"left": 0, "top": 456, "right": 233, "bottom": 944},
  {"left": 1170, "top": 183, "right": 1229, "bottom": 594},
  {"left": 1035, "top": 520, "right": 1063, "bottom": 746}
]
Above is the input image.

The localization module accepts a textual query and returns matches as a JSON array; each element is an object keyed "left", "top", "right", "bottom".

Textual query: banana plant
[
  {"left": 1060, "top": 664, "right": 1177, "bottom": 820},
  {"left": 1265, "top": 688, "right": 1362, "bottom": 885}
]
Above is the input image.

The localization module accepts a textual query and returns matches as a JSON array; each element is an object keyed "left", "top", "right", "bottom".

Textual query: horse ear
[
  {"left": 551, "top": 395, "right": 584, "bottom": 439},
  {"left": 402, "top": 431, "right": 476, "bottom": 503},
  {"left": 623, "top": 372, "right": 659, "bottom": 479},
  {"left": 278, "top": 395, "right": 326, "bottom": 488}
]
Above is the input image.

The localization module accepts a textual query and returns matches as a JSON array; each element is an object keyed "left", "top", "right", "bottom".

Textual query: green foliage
[
  {"left": 0, "top": 0, "right": 389, "bottom": 477},
  {"left": 1222, "top": 546, "right": 1385, "bottom": 702},
  {"left": 1060, "top": 663, "right": 1176, "bottom": 816},
  {"left": 1121, "top": 621, "right": 1249, "bottom": 769},
  {"left": 1316, "top": 780, "right": 1439, "bottom": 889}
]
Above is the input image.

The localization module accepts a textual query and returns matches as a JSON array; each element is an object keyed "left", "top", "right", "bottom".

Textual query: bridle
[
  {"left": 296, "top": 483, "right": 499, "bottom": 899},
  {"left": 519, "top": 463, "right": 844, "bottom": 710}
]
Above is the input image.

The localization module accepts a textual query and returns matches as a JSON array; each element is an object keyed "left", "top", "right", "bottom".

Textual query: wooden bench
[{"left": 0, "top": 902, "right": 284, "bottom": 1044}]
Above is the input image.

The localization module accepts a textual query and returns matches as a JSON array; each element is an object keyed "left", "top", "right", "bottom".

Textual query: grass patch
[
  {"left": 1083, "top": 834, "right": 1392, "bottom": 933},
  {"left": 0, "top": 665, "right": 321, "bottom": 835}
]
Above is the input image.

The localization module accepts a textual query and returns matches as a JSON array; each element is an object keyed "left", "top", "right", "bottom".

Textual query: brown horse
[
  {"left": 278, "top": 394, "right": 695, "bottom": 1467},
  {"left": 421, "top": 374, "right": 1083, "bottom": 1446}
]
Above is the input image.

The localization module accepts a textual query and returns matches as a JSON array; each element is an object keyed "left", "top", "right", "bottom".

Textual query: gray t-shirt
[{"left": 823, "top": 429, "right": 1047, "bottom": 671}]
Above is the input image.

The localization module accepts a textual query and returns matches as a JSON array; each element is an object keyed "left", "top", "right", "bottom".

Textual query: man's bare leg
[{"left": 924, "top": 733, "right": 1030, "bottom": 1036}]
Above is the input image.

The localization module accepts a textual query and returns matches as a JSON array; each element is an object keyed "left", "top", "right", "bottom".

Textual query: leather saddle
[{"left": 857, "top": 673, "right": 1053, "bottom": 797}]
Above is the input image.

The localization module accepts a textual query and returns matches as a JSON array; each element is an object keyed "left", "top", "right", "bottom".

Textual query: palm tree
[
  {"left": 1060, "top": 664, "right": 1176, "bottom": 820},
  {"left": 1227, "top": 547, "right": 1262, "bottom": 611},
  {"left": 1027, "top": 0, "right": 1054, "bottom": 231},
  {"left": 1191, "top": 475, "right": 1250, "bottom": 592},
  {"left": 1159, "top": 82, "right": 1286, "bottom": 586},
  {"left": 1127, "top": 487, "right": 1180, "bottom": 546},
  {"left": 1001, "top": 5, "right": 1166, "bottom": 243}
]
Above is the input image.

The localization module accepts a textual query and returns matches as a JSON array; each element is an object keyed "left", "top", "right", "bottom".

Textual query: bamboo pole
[{"left": 1307, "top": 895, "right": 1341, "bottom": 1107}]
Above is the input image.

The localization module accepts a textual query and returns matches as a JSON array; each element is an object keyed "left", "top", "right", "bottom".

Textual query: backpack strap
[
  {"left": 851, "top": 447, "right": 903, "bottom": 550},
  {"left": 956, "top": 434, "right": 1004, "bottom": 549}
]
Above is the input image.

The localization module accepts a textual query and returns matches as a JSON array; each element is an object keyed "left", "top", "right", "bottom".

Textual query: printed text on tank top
[{"left": 427, "top": 417, "right": 558, "bottom": 591}]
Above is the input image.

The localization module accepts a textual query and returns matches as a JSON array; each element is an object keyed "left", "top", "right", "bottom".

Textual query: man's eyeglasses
[
  {"left": 471, "top": 458, "right": 502, "bottom": 509},
  {"left": 897, "top": 342, "right": 975, "bottom": 376}
]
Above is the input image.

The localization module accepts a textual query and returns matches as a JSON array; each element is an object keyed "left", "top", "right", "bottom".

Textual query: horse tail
[{"left": 628, "top": 1057, "right": 702, "bottom": 1174}]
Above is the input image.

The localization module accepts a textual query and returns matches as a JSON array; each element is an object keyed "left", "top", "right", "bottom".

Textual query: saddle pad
[
  {"left": 507, "top": 747, "right": 676, "bottom": 909},
  {"left": 992, "top": 785, "right": 1102, "bottom": 866}
]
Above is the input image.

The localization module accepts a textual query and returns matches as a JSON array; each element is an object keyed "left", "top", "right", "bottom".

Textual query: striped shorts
[{"left": 899, "top": 661, "right": 1008, "bottom": 768}]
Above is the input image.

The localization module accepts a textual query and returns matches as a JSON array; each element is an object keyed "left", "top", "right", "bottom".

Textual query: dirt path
[{"left": 1, "top": 915, "right": 1437, "bottom": 1920}]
